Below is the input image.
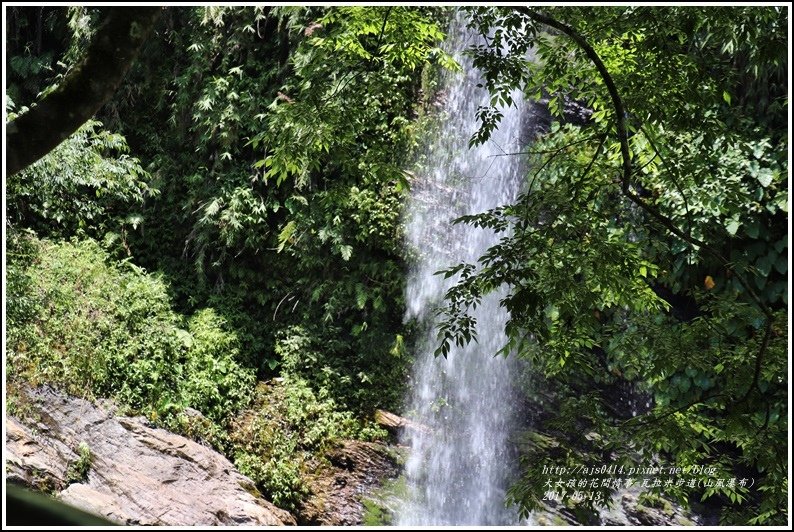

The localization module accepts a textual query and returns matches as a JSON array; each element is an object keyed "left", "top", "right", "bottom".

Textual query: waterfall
[{"left": 397, "top": 15, "right": 531, "bottom": 526}]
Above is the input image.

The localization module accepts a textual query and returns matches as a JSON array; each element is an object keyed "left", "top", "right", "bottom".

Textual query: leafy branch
[{"left": 517, "top": 7, "right": 774, "bottom": 405}]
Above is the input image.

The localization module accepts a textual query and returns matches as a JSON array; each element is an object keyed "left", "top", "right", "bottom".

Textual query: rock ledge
[{"left": 6, "top": 386, "right": 295, "bottom": 526}]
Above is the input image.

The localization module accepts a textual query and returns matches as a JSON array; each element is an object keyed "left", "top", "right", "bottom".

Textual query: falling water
[{"left": 397, "top": 16, "right": 532, "bottom": 526}]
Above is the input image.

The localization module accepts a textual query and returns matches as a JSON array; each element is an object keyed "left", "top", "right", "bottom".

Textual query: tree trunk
[
  {"left": 374, "top": 409, "right": 431, "bottom": 435},
  {"left": 6, "top": 7, "right": 162, "bottom": 176}
]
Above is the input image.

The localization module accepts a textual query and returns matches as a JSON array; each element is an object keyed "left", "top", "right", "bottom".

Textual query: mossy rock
[{"left": 360, "top": 475, "right": 408, "bottom": 525}]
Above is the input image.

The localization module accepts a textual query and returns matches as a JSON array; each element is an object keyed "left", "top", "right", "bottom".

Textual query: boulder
[{"left": 5, "top": 386, "right": 295, "bottom": 526}]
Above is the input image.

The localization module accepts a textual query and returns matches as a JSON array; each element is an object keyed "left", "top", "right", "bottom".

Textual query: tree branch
[
  {"left": 487, "top": 133, "right": 602, "bottom": 158},
  {"left": 518, "top": 7, "right": 774, "bottom": 403},
  {"left": 6, "top": 7, "right": 162, "bottom": 176},
  {"left": 517, "top": 8, "right": 632, "bottom": 188}
]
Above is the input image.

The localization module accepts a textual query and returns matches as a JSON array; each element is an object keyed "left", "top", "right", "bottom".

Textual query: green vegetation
[
  {"left": 6, "top": 234, "right": 255, "bottom": 427},
  {"left": 230, "top": 380, "right": 386, "bottom": 511},
  {"left": 436, "top": 6, "right": 788, "bottom": 526},
  {"left": 65, "top": 442, "right": 92, "bottom": 485},
  {"left": 6, "top": 5, "right": 448, "bottom": 515},
  {"left": 4, "top": 5, "right": 788, "bottom": 526},
  {"left": 361, "top": 475, "right": 409, "bottom": 525},
  {"left": 5, "top": 110, "right": 153, "bottom": 242}
]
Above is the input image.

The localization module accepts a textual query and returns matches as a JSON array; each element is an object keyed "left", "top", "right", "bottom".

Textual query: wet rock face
[
  {"left": 599, "top": 491, "right": 699, "bottom": 526},
  {"left": 532, "top": 489, "right": 701, "bottom": 527},
  {"left": 5, "top": 386, "right": 295, "bottom": 526},
  {"left": 298, "top": 440, "right": 403, "bottom": 525}
]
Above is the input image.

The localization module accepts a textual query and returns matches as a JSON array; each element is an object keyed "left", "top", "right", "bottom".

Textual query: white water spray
[{"left": 397, "top": 17, "right": 532, "bottom": 526}]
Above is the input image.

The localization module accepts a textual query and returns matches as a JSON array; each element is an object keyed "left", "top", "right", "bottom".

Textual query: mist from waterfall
[{"left": 397, "top": 15, "right": 532, "bottom": 526}]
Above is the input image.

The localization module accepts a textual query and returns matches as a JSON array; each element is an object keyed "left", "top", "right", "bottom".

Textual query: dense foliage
[
  {"left": 4, "top": 5, "right": 788, "bottom": 525},
  {"left": 434, "top": 6, "right": 788, "bottom": 525},
  {"left": 6, "top": 5, "right": 448, "bottom": 510},
  {"left": 230, "top": 379, "right": 386, "bottom": 511},
  {"left": 6, "top": 233, "right": 255, "bottom": 426},
  {"left": 100, "top": 7, "right": 452, "bottom": 411}
]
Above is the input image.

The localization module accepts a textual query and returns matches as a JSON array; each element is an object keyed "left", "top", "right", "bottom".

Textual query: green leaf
[
  {"left": 756, "top": 253, "right": 774, "bottom": 277},
  {"left": 756, "top": 168, "right": 774, "bottom": 188},
  {"left": 355, "top": 284, "right": 367, "bottom": 309},
  {"left": 277, "top": 220, "right": 297, "bottom": 252},
  {"left": 339, "top": 244, "right": 353, "bottom": 261},
  {"left": 773, "top": 255, "right": 787, "bottom": 274},
  {"left": 175, "top": 328, "right": 194, "bottom": 348},
  {"left": 125, "top": 214, "right": 144, "bottom": 230},
  {"left": 744, "top": 220, "right": 760, "bottom": 239}
]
